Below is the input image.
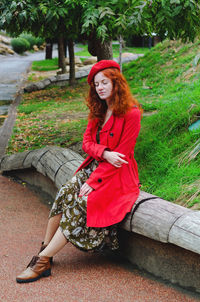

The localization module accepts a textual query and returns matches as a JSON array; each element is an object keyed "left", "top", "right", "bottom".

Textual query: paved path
[
  {"left": 0, "top": 174, "right": 199, "bottom": 302},
  {"left": 0, "top": 45, "right": 82, "bottom": 103},
  {"left": 0, "top": 46, "right": 58, "bottom": 103},
  {"left": 0, "top": 50, "right": 53, "bottom": 119}
]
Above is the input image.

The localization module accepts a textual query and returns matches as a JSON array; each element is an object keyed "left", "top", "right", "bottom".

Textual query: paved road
[
  {"left": 0, "top": 174, "right": 200, "bottom": 302},
  {"left": 0, "top": 45, "right": 82, "bottom": 115},
  {"left": 0, "top": 48, "right": 58, "bottom": 102}
]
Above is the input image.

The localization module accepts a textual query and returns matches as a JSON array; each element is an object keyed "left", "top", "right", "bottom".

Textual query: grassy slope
[
  {"left": 8, "top": 39, "right": 200, "bottom": 208},
  {"left": 123, "top": 39, "right": 200, "bottom": 208},
  {"left": 7, "top": 85, "right": 89, "bottom": 153}
]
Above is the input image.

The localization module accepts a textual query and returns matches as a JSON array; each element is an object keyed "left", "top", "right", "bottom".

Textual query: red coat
[{"left": 75, "top": 107, "right": 141, "bottom": 228}]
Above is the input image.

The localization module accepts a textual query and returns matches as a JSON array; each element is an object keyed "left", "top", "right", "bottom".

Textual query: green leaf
[
  {"left": 171, "top": 6, "right": 182, "bottom": 17},
  {"left": 99, "top": 6, "right": 115, "bottom": 19},
  {"left": 10, "top": 2, "right": 17, "bottom": 10},
  {"left": 170, "top": 0, "right": 180, "bottom": 4},
  {"left": 96, "top": 24, "right": 108, "bottom": 41}
]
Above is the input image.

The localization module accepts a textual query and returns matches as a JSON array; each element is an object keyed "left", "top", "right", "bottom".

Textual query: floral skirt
[{"left": 49, "top": 161, "right": 119, "bottom": 252}]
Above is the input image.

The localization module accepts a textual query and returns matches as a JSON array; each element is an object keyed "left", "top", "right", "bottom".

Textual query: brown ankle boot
[
  {"left": 26, "top": 242, "right": 53, "bottom": 268},
  {"left": 16, "top": 255, "right": 51, "bottom": 283}
]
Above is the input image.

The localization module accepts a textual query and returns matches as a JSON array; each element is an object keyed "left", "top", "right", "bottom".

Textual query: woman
[{"left": 16, "top": 60, "right": 142, "bottom": 283}]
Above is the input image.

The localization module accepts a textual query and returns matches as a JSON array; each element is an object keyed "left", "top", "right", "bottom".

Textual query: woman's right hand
[{"left": 102, "top": 150, "right": 128, "bottom": 168}]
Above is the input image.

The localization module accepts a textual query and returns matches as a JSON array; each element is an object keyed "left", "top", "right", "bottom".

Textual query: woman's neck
[{"left": 101, "top": 108, "right": 112, "bottom": 128}]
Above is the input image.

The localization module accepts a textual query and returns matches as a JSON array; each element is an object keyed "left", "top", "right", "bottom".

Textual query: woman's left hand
[
  {"left": 79, "top": 183, "right": 94, "bottom": 197},
  {"left": 102, "top": 150, "right": 128, "bottom": 168}
]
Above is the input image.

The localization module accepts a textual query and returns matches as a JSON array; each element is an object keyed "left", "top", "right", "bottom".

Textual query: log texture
[
  {"left": 0, "top": 146, "right": 200, "bottom": 256},
  {"left": 121, "top": 191, "right": 189, "bottom": 243},
  {"left": 0, "top": 146, "right": 83, "bottom": 188}
]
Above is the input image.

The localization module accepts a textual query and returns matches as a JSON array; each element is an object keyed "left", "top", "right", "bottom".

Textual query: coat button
[
  {"left": 97, "top": 178, "right": 102, "bottom": 183},
  {"left": 109, "top": 132, "right": 114, "bottom": 137}
]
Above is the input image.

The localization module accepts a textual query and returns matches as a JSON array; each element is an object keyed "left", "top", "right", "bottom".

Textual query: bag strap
[{"left": 130, "top": 197, "right": 159, "bottom": 232}]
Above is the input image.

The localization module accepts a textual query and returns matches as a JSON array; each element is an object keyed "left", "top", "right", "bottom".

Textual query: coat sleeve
[
  {"left": 86, "top": 108, "right": 141, "bottom": 190},
  {"left": 82, "top": 119, "right": 109, "bottom": 161}
]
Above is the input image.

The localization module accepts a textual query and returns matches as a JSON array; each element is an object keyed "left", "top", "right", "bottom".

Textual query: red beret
[{"left": 87, "top": 60, "right": 120, "bottom": 85}]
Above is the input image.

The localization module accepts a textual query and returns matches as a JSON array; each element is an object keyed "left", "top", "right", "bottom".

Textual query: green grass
[
  {"left": 32, "top": 58, "right": 59, "bottom": 71},
  {"left": 7, "top": 83, "right": 89, "bottom": 154},
  {"left": 112, "top": 44, "right": 150, "bottom": 56},
  {"left": 122, "top": 39, "right": 200, "bottom": 208},
  {"left": 76, "top": 43, "right": 149, "bottom": 58},
  {"left": 27, "top": 73, "right": 46, "bottom": 82}
]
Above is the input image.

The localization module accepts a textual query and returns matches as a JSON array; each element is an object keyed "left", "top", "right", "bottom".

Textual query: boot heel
[{"left": 42, "top": 268, "right": 51, "bottom": 277}]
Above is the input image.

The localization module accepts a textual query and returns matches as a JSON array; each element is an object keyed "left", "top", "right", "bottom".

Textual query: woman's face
[{"left": 94, "top": 71, "right": 113, "bottom": 101}]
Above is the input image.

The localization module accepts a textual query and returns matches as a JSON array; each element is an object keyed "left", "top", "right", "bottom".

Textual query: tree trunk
[
  {"left": 68, "top": 39, "right": 76, "bottom": 86},
  {"left": 88, "top": 36, "right": 113, "bottom": 61},
  {"left": 119, "top": 35, "right": 123, "bottom": 72},
  {"left": 45, "top": 43, "right": 53, "bottom": 59},
  {"left": 96, "top": 38, "right": 113, "bottom": 61},
  {"left": 58, "top": 35, "right": 66, "bottom": 73},
  {"left": 64, "top": 40, "right": 68, "bottom": 57},
  {"left": 58, "top": 42, "right": 61, "bottom": 68}
]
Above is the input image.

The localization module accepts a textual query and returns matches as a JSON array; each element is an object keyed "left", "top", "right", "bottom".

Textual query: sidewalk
[{"left": 0, "top": 174, "right": 199, "bottom": 302}]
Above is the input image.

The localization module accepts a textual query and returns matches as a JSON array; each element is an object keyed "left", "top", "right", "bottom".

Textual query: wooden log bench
[{"left": 0, "top": 146, "right": 200, "bottom": 293}]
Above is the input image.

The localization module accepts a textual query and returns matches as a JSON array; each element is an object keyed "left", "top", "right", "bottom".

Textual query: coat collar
[
  {"left": 100, "top": 114, "right": 114, "bottom": 133},
  {"left": 101, "top": 115, "right": 124, "bottom": 132},
  {"left": 92, "top": 114, "right": 125, "bottom": 142}
]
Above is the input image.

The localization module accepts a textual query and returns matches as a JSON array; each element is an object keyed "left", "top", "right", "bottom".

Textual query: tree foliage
[
  {"left": 0, "top": 0, "right": 86, "bottom": 80},
  {"left": 79, "top": 0, "right": 200, "bottom": 61},
  {"left": 1, "top": 0, "right": 200, "bottom": 44},
  {"left": 81, "top": 0, "right": 147, "bottom": 42},
  {"left": 80, "top": 0, "right": 200, "bottom": 43},
  {"left": 0, "top": 0, "right": 85, "bottom": 38},
  {"left": 146, "top": 0, "right": 200, "bottom": 42}
]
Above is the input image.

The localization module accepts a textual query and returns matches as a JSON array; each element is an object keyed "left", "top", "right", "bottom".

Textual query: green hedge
[
  {"left": 19, "top": 33, "right": 37, "bottom": 50},
  {"left": 35, "top": 37, "right": 45, "bottom": 48},
  {"left": 11, "top": 38, "right": 30, "bottom": 54},
  {"left": 11, "top": 34, "right": 45, "bottom": 53},
  {"left": 19, "top": 34, "right": 45, "bottom": 49}
]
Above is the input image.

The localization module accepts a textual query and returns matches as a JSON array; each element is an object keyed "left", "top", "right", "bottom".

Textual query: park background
[{"left": 0, "top": 1, "right": 200, "bottom": 300}]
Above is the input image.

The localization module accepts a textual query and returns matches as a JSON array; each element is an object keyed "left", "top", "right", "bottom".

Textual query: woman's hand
[
  {"left": 102, "top": 150, "right": 128, "bottom": 168},
  {"left": 79, "top": 183, "right": 94, "bottom": 197}
]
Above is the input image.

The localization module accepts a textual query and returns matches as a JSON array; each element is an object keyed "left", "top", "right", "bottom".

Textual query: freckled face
[{"left": 94, "top": 71, "right": 113, "bottom": 101}]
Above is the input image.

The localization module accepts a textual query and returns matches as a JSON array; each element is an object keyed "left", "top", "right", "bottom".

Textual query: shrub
[
  {"left": 11, "top": 38, "right": 30, "bottom": 54},
  {"left": 19, "top": 33, "right": 37, "bottom": 50},
  {"left": 35, "top": 37, "right": 45, "bottom": 48}
]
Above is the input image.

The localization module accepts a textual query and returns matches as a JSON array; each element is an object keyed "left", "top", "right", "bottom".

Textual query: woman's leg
[
  {"left": 43, "top": 213, "right": 62, "bottom": 245},
  {"left": 16, "top": 228, "right": 68, "bottom": 283},
  {"left": 16, "top": 218, "right": 67, "bottom": 283},
  {"left": 39, "top": 228, "right": 68, "bottom": 257}
]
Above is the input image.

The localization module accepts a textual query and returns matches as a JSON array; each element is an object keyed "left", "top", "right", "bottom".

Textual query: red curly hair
[{"left": 86, "top": 68, "right": 143, "bottom": 125}]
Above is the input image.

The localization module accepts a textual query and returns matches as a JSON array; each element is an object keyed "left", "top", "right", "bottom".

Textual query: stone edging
[{"left": 24, "top": 68, "right": 91, "bottom": 92}]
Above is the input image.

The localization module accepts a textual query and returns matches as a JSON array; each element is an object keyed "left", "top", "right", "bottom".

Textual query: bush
[
  {"left": 19, "top": 33, "right": 37, "bottom": 50},
  {"left": 11, "top": 38, "right": 30, "bottom": 54},
  {"left": 35, "top": 37, "right": 45, "bottom": 48},
  {"left": 19, "top": 33, "right": 45, "bottom": 49}
]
